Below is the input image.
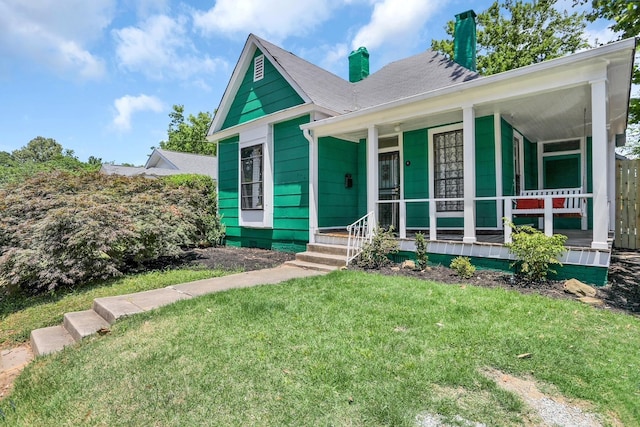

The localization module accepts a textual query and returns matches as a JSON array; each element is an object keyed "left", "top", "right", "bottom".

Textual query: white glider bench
[{"left": 510, "top": 187, "right": 588, "bottom": 231}]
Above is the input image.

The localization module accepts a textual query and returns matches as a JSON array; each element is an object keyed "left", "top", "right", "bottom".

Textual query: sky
[{"left": 0, "top": 0, "right": 620, "bottom": 166}]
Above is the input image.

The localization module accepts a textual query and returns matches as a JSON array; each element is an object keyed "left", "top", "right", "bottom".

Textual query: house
[
  {"left": 100, "top": 148, "right": 217, "bottom": 180},
  {"left": 207, "top": 11, "right": 636, "bottom": 285}
]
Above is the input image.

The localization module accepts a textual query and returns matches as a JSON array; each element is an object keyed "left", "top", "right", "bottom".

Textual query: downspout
[{"left": 303, "top": 128, "right": 318, "bottom": 244}]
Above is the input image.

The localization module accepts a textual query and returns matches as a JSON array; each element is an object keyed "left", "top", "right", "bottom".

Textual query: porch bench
[{"left": 512, "top": 187, "right": 586, "bottom": 218}]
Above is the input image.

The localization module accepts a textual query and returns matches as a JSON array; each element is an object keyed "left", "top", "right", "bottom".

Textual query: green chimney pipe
[
  {"left": 349, "top": 47, "right": 369, "bottom": 83},
  {"left": 454, "top": 10, "right": 477, "bottom": 72}
]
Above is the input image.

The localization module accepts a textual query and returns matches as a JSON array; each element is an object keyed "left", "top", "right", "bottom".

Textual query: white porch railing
[
  {"left": 346, "top": 211, "right": 375, "bottom": 265},
  {"left": 375, "top": 192, "right": 593, "bottom": 245}
]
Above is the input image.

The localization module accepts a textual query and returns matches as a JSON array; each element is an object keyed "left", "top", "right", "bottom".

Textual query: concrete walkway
[{"left": 2, "top": 264, "right": 326, "bottom": 374}]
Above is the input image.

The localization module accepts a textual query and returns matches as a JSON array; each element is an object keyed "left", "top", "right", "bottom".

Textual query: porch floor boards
[{"left": 319, "top": 229, "right": 611, "bottom": 249}]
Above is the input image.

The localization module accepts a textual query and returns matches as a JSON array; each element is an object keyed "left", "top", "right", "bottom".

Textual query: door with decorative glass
[{"left": 378, "top": 151, "right": 400, "bottom": 230}]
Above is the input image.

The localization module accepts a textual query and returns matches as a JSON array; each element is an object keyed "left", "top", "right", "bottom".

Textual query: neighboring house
[
  {"left": 100, "top": 148, "right": 217, "bottom": 180},
  {"left": 206, "top": 10, "right": 636, "bottom": 284}
]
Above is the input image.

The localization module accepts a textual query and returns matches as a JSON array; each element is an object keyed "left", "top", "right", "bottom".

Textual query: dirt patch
[
  {"left": 484, "top": 368, "right": 620, "bottom": 426},
  {"left": 0, "top": 344, "right": 33, "bottom": 400}
]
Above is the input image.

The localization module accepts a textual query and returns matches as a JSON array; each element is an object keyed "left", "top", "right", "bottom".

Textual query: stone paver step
[
  {"left": 306, "top": 243, "right": 349, "bottom": 256},
  {"left": 63, "top": 310, "right": 111, "bottom": 342},
  {"left": 30, "top": 326, "right": 75, "bottom": 356}
]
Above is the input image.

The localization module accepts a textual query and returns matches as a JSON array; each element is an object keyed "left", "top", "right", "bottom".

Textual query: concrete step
[
  {"left": 314, "top": 234, "right": 349, "bottom": 246},
  {"left": 63, "top": 310, "right": 111, "bottom": 342},
  {"left": 295, "top": 251, "right": 346, "bottom": 267},
  {"left": 284, "top": 260, "right": 339, "bottom": 272},
  {"left": 307, "top": 243, "right": 349, "bottom": 256},
  {"left": 30, "top": 326, "right": 75, "bottom": 356},
  {"left": 93, "top": 297, "right": 145, "bottom": 325}
]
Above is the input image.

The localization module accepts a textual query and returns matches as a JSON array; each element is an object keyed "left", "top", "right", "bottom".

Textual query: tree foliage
[
  {"left": 578, "top": 0, "right": 640, "bottom": 153},
  {"left": 431, "top": 0, "right": 588, "bottom": 75},
  {"left": 159, "top": 104, "right": 216, "bottom": 156},
  {"left": 0, "top": 172, "right": 224, "bottom": 294},
  {"left": 0, "top": 137, "right": 99, "bottom": 186}
]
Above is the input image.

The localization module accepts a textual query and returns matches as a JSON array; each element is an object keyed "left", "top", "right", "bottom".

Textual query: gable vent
[{"left": 253, "top": 54, "right": 265, "bottom": 82}]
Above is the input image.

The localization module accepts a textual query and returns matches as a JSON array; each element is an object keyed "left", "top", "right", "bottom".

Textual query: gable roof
[
  {"left": 210, "top": 34, "right": 479, "bottom": 136},
  {"left": 146, "top": 148, "right": 216, "bottom": 177}
]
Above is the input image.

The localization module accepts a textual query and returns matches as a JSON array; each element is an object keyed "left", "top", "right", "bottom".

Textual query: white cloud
[
  {"left": 113, "top": 14, "right": 225, "bottom": 80},
  {"left": 0, "top": 0, "right": 114, "bottom": 80},
  {"left": 192, "top": 0, "right": 339, "bottom": 42},
  {"left": 112, "top": 94, "right": 164, "bottom": 132},
  {"left": 351, "top": 0, "right": 443, "bottom": 50}
]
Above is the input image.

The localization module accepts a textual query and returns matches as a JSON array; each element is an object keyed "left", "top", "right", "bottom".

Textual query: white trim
[
  {"left": 238, "top": 124, "right": 274, "bottom": 228},
  {"left": 209, "top": 35, "right": 314, "bottom": 135},
  {"left": 428, "top": 122, "right": 465, "bottom": 221},
  {"left": 462, "top": 106, "right": 477, "bottom": 243},
  {"left": 513, "top": 131, "right": 524, "bottom": 195},
  {"left": 209, "top": 104, "right": 336, "bottom": 143},
  {"left": 304, "top": 128, "right": 318, "bottom": 243}
]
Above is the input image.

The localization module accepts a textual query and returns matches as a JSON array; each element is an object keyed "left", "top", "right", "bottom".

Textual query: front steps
[{"left": 286, "top": 240, "right": 349, "bottom": 271}]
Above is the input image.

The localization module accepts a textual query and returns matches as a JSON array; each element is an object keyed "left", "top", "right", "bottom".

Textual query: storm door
[{"left": 378, "top": 151, "right": 400, "bottom": 230}]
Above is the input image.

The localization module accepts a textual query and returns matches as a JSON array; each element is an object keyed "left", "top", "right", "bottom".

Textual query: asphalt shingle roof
[{"left": 254, "top": 35, "right": 479, "bottom": 115}]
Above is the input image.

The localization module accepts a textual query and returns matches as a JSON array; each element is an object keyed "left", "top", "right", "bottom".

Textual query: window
[
  {"left": 543, "top": 139, "right": 580, "bottom": 153},
  {"left": 253, "top": 54, "right": 264, "bottom": 82},
  {"left": 434, "top": 129, "right": 464, "bottom": 212},
  {"left": 241, "top": 144, "right": 263, "bottom": 209}
]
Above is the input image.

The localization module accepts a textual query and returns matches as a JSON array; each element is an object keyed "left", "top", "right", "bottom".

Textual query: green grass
[
  {"left": 0, "top": 269, "right": 224, "bottom": 349},
  {"left": 2, "top": 271, "right": 640, "bottom": 426}
]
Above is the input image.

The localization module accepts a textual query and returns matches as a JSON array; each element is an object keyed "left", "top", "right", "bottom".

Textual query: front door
[{"left": 378, "top": 151, "right": 400, "bottom": 230}]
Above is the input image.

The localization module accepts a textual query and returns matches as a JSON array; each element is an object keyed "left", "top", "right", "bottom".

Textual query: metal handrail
[{"left": 346, "top": 211, "right": 375, "bottom": 265}]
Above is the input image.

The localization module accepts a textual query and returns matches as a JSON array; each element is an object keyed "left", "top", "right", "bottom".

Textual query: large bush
[{"left": 0, "top": 171, "right": 223, "bottom": 294}]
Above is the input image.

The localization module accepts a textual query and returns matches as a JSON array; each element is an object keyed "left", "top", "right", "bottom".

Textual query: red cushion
[
  {"left": 552, "top": 198, "right": 565, "bottom": 209},
  {"left": 516, "top": 199, "right": 541, "bottom": 209}
]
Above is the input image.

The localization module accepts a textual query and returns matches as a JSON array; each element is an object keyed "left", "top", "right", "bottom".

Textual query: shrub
[
  {"left": 0, "top": 171, "right": 224, "bottom": 294},
  {"left": 504, "top": 221, "right": 567, "bottom": 282},
  {"left": 414, "top": 232, "right": 429, "bottom": 269},
  {"left": 355, "top": 226, "right": 399, "bottom": 269},
  {"left": 450, "top": 256, "right": 476, "bottom": 279}
]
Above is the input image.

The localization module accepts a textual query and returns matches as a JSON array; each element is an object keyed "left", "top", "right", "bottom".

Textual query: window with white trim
[
  {"left": 434, "top": 129, "right": 464, "bottom": 212},
  {"left": 253, "top": 54, "right": 264, "bottom": 82},
  {"left": 241, "top": 144, "right": 263, "bottom": 209}
]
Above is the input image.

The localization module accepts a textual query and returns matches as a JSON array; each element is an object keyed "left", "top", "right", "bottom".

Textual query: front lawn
[
  {"left": 0, "top": 269, "right": 223, "bottom": 349},
  {"left": 3, "top": 271, "right": 639, "bottom": 425}
]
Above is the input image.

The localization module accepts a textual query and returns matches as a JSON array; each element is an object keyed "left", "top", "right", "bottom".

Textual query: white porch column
[
  {"left": 305, "top": 129, "right": 318, "bottom": 243},
  {"left": 494, "top": 113, "right": 503, "bottom": 230},
  {"left": 463, "top": 105, "right": 476, "bottom": 243},
  {"left": 367, "top": 125, "right": 379, "bottom": 222},
  {"left": 590, "top": 78, "right": 609, "bottom": 250},
  {"left": 608, "top": 133, "right": 616, "bottom": 232}
]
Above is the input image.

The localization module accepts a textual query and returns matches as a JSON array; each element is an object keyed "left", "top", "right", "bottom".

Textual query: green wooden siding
[
  {"left": 403, "top": 129, "right": 429, "bottom": 228},
  {"left": 218, "top": 136, "right": 240, "bottom": 241},
  {"left": 318, "top": 137, "right": 361, "bottom": 227},
  {"left": 475, "top": 116, "right": 497, "bottom": 227},
  {"left": 221, "top": 49, "right": 304, "bottom": 130},
  {"left": 501, "top": 119, "right": 515, "bottom": 196},
  {"left": 399, "top": 117, "right": 496, "bottom": 229},
  {"left": 218, "top": 117, "right": 310, "bottom": 252},
  {"left": 272, "top": 115, "right": 310, "bottom": 250},
  {"left": 501, "top": 120, "right": 537, "bottom": 193}
]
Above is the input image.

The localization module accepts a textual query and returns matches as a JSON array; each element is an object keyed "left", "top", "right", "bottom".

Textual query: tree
[
  {"left": 11, "top": 136, "right": 65, "bottom": 163},
  {"left": 431, "top": 0, "right": 588, "bottom": 75},
  {"left": 159, "top": 105, "right": 216, "bottom": 156},
  {"left": 578, "top": 0, "right": 640, "bottom": 155}
]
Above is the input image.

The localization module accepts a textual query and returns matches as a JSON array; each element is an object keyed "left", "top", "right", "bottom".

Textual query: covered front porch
[{"left": 299, "top": 41, "right": 634, "bottom": 284}]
